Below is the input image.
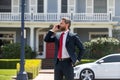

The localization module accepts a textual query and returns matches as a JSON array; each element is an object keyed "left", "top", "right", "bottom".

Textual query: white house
[{"left": 0, "top": 0, "right": 120, "bottom": 59}]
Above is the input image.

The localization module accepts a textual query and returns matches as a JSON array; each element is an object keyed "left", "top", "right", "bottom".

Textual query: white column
[
  {"left": 58, "top": 0, "right": 61, "bottom": 13},
  {"left": 30, "top": 27, "right": 34, "bottom": 50},
  {"left": 44, "top": 0, "right": 47, "bottom": 13},
  {"left": 108, "top": 27, "right": 112, "bottom": 37}
]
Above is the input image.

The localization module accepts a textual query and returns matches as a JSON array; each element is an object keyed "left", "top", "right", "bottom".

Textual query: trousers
[{"left": 54, "top": 58, "right": 74, "bottom": 80}]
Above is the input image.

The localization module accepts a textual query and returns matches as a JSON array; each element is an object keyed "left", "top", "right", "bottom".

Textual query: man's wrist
[{"left": 50, "top": 29, "right": 55, "bottom": 33}]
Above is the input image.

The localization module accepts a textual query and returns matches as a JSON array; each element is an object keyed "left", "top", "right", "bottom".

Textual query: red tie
[{"left": 58, "top": 32, "right": 64, "bottom": 59}]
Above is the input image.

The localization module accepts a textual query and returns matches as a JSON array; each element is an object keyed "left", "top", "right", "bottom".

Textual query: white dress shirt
[{"left": 61, "top": 30, "right": 70, "bottom": 58}]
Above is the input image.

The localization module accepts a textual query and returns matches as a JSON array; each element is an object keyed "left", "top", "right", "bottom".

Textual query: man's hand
[
  {"left": 72, "top": 60, "right": 79, "bottom": 67},
  {"left": 51, "top": 24, "right": 60, "bottom": 32},
  {"left": 75, "top": 60, "right": 79, "bottom": 65}
]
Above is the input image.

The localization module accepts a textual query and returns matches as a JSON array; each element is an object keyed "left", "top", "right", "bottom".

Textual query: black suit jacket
[{"left": 44, "top": 31, "right": 85, "bottom": 64}]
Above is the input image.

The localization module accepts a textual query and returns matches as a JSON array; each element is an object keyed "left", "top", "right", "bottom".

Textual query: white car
[{"left": 74, "top": 53, "right": 120, "bottom": 80}]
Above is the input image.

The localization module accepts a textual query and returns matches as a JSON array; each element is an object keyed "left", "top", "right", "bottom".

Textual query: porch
[{"left": 0, "top": 13, "right": 120, "bottom": 22}]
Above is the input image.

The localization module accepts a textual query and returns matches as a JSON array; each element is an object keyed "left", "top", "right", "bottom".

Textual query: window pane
[
  {"left": 91, "top": 34, "right": 108, "bottom": 39},
  {"left": 0, "top": 33, "right": 15, "bottom": 54},
  {"left": 38, "top": 0, "right": 44, "bottom": 13},
  {"left": 94, "top": 0, "right": 107, "bottom": 13},
  {"left": 0, "top": 34, "right": 14, "bottom": 38},
  {"left": 19, "top": 0, "right": 29, "bottom": 13},
  {"left": 61, "top": 0, "right": 67, "bottom": 13},
  {"left": 103, "top": 55, "right": 120, "bottom": 62},
  {"left": 0, "top": 0, "right": 11, "bottom": 12}
]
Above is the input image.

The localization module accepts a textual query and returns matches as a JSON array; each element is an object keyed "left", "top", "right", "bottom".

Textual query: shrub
[
  {"left": 0, "top": 59, "right": 20, "bottom": 69},
  {"left": 83, "top": 37, "right": 120, "bottom": 59},
  {"left": 1, "top": 43, "right": 33, "bottom": 59},
  {"left": 17, "top": 59, "right": 42, "bottom": 79}
]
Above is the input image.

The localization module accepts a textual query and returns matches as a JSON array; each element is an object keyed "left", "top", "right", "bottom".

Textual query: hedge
[
  {"left": 0, "top": 59, "right": 20, "bottom": 69},
  {"left": 17, "top": 59, "right": 42, "bottom": 79},
  {"left": 83, "top": 37, "right": 120, "bottom": 59},
  {"left": 1, "top": 43, "right": 35, "bottom": 59}
]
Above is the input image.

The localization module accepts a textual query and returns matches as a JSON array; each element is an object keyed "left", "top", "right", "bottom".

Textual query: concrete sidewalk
[{"left": 33, "top": 69, "right": 54, "bottom": 80}]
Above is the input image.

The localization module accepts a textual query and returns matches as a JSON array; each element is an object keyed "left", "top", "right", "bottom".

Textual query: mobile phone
[{"left": 57, "top": 25, "right": 60, "bottom": 29}]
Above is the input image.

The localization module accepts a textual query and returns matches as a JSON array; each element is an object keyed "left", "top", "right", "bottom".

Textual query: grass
[{"left": 0, "top": 69, "right": 17, "bottom": 80}]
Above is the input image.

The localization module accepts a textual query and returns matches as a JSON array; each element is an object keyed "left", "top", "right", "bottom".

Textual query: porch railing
[{"left": 0, "top": 13, "right": 119, "bottom": 22}]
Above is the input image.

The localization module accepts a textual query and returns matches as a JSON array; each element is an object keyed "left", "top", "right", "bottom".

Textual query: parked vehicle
[{"left": 74, "top": 53, "right": 120, "bottom": 80}]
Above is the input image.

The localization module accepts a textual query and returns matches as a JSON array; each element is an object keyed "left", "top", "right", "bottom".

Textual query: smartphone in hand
[{"left": 57, "top": 25, "right": 60, "bottom": 29}]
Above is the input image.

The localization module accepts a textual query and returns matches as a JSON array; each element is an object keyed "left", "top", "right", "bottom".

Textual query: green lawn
[{"left": 0, "top": 69, "right": 17, "bottom": 80}]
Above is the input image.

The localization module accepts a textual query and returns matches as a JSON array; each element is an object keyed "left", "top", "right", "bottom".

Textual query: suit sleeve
[
  {"left": 44, "top": 31, "right": 56, "bottom": 42},
  {"left": 74, "top": 34, "right": 85, "bottom": 61}
]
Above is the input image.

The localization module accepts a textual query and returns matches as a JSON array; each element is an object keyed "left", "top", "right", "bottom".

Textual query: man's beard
[{"left": 60, "top": 27, "right": 66, "bottom": 31}]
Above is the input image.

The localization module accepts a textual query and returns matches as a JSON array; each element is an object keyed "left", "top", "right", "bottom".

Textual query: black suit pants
[{"left": 54, "top": 59, "right": 74, "bottom": 80}]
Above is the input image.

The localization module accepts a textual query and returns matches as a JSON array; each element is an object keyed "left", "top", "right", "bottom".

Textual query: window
[
  {"left": 61, "top": 0, "right": 67, "bottom": 13},
  {"left": 19, "top": 0, "right": 29, "bottom": 13},
  {"left": 0, "top": 0, "right": 11, "bottom": 12},
  {"left": 38, "top": 0, "right": 44, "bottom": 13},
  {"left": 94, "top": 0, "right": 107, "bottom": 13},
  {"left": 103, "top": 55, "right": 120, "bottom": 62},
  {"left": 0, "top": 32, "right": 16, "bottom": 46},
  {"left": 89, "top": 32, "right": 108, "bottom": 40}
]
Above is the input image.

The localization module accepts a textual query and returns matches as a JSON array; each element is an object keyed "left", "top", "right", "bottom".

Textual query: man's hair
[{"left": 61, "top": 17, "right": 71, "bottom": 29}]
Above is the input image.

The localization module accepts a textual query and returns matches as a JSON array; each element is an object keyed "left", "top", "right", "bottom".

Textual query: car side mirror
[{"left": 97, "top": 60, "right": 104, "bottom": 64}]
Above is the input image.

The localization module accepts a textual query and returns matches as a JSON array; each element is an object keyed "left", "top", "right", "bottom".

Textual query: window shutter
[
  {"left": 108, "top": 0, "right": 115, "bottom": 16},
  {"left": 86, "top": 0, "right": 93, "bottom": 13},
  {"left": 30, "top": 0, "right": 37, "bottom": 13},
  {"left": 69, "top": 0, "right": 74, "bottom": 5},
  {"left": 68, "top": 0, "right": 74, "bottom": 13},
  {"left": 12, "top": 0, "right": 19, "bottom": 13}
]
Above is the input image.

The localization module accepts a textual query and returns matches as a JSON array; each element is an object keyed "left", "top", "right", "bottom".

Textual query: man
[{"left": 44, "top": 17, "right": 85, "bottom": 80}]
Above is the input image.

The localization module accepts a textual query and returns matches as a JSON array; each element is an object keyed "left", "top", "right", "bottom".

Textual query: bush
[
  {"left": 0, "top": 59, "right": 20, "bottom": 69},
  {"left": 1, "top": 43, "right": 33, "bottom": 59},
  {"left": 17, "top": 59, "right": 42, "bottom": 79},
  {"left": 83, "top": 37, "right": 120, "bottom": 59}
]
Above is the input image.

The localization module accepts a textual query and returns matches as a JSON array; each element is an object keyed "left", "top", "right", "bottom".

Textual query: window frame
[
  {"left": 89, "top": 32, "right": 108, "bottom": 40},
  {"left": 0, "top": 31, "right": 16, "bottom": 44}
]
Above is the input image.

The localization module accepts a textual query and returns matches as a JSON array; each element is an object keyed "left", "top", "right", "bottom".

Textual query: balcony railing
[{"left": 0, "top": 13, "right": 119, "bottom": 22}]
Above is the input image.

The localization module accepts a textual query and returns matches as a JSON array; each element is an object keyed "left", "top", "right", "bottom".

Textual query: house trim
[
  {"left": 58, "top": 0, "right": 61, "bottom": 13},
  {"left": 36, "top": 29, "right": 46, "bottom": 58}
]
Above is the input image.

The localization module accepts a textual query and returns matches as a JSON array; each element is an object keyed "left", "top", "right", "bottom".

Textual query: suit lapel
[
  {"left": 66, "top": 31, "right": 70, "bottom": 46},
  {"left": 56, "top": 31, "right": 71, "bottom": 46},
  {"left": 56, "top": 32, "right": 61, "bottom": 40}
]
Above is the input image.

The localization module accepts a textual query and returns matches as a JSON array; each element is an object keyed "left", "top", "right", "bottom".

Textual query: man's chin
[{"left": 60, "top": 28, "right": 66, "bottom": 31}]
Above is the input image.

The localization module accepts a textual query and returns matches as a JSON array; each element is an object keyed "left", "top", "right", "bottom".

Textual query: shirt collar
[{"left": 63, "top": 29, "right": 69, "bottom": 34}]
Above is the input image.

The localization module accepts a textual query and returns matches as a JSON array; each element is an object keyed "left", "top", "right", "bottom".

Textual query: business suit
[{"left": 44, "top": 30, "right": 85, "bottom": 80}]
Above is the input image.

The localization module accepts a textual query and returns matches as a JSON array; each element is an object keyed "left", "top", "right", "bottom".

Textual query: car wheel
[{"left": 80, "top": 69, "right": 95, "bottom": 80}]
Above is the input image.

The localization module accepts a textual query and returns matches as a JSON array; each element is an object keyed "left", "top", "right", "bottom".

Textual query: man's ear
[{"left": 66, "top": 24, "right": 69, "bottom": 28}]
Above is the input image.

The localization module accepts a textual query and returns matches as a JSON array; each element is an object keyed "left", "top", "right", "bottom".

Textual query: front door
[
  {"left": 36, "top": 32, "right": 46, "bottom": 58},
  {"left": 36, "top": 31, "right": 55, "bottom": 59}
]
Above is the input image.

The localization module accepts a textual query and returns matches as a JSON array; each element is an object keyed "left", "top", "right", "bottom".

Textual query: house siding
[
  {"left": 76, "top": 0, "right": 86, "bottom": 13},
  {"left": 74, "top": 28, "right": 108, "bottom": 42},
  {"left": 15, "top": 28, "right": 30, "bottom": 45}
]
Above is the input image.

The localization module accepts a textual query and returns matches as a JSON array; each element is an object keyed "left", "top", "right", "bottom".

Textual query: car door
[
  {"left": 102, "top": 55, "right": 120, "bottom": 78},
  {"left": 95, "top": 55, "right": 120, "bottom": 79}
]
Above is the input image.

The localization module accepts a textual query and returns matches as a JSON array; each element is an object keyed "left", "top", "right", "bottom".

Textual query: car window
[{"left": 103, "top": 55, "right": 120, "bottom": 63}]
